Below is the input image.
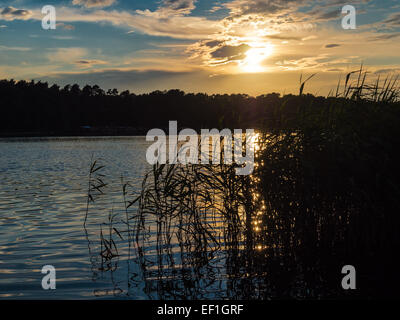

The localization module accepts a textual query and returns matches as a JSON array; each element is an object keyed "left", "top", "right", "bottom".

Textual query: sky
[{"left": 0, "top": 0, "right": 399, "bottom": 96}]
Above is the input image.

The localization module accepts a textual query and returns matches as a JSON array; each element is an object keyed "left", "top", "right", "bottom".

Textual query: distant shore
[{"left": 0, "top": 127, "right": 149, "bottom": 138}]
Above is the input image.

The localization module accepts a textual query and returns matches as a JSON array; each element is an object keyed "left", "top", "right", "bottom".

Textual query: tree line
[{"left": 0, "top": 78, "right": 388, "bottom": 136}]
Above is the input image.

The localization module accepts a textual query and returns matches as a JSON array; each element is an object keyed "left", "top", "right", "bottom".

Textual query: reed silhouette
[{"left": 81, "top": 70, "right": 400, "bottom": 298}]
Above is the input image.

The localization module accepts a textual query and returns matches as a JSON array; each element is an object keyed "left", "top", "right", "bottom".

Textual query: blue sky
[{"left": 0, "top": 0, "right": 399, "bottom": 95}]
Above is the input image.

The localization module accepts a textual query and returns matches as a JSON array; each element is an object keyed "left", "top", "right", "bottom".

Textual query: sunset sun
[{"left": 240, "top": 43, "right": 274, "bottom": 73}]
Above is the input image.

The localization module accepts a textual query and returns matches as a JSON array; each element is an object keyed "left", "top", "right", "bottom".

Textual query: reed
[
  {"left": 84, "top": 157, "right": 107, "bottom": 228},
  {"left": 86, "top": 71, "right": 400, "bottom": 298}
]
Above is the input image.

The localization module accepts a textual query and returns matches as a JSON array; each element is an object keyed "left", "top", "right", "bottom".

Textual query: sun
[{"left": 240, "top": 43, "right": 274, "bottom": 73}]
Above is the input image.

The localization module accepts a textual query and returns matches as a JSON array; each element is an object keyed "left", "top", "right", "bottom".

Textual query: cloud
[
  {"left": 187, "top": 40, "right": 252, "bottom": 67},
  {"left": 1, "top": 4, "right": 219, "bottom": 39},
  {"left": 1, "top": 6, "right": 32, "bottom": 21},
  {"left": 317, "top": 0, "right": 372, "bottom": 7},
  {"left": 374, "top": 68, "right": 400, "bottom": 74},
  {"left": 210, "top": 43, "right": 250, "bottom": 62},
  {"left": 56, "top": 23, "right": 75, "bottom": 30},
  {"left": 367, "top": 32, "right": 400, "bottom": 41},
  {"left": 224, "top": 0, "right": 362, "bottom": 19},
  {"left": 51, "top": 6, "right": 220, "bottom": 39},
  {"left": 47, "top": 47, "right": 89, "bottom": 64},
  {"left": 326, "top": 68, "right": 343, "bottom": 72},
  {"left": 325, "top": 44, "right": 341, "bottom": 48},
  {"left": 265, "top": 34, "right": 302, "bottom": 41},
  {"left": 209, "top": 5, "right": 223, "bottom": 13},
  {"left": 383, "top": 12, "right": 400, "bottom": 27},
  {"left": 215, "top": 1, "right": 316, "bottom": 43},
  {"left": 74, "top": 59, "right": 108, "bottom": 68},
  {"left": 0, "top": 45, "right": 31, "bottom": 51},
  {"left": 225, "top": 0, "right": 308, "bottom": 16},
  {"left": 205, "top": 40, "right": 224, "bottom": 48},
  {"left": 302, "top": 7, "right": 342, "bottom": 22},
  {"left": 52, "top": 36, "right": 77, "bottom": 40},
  {"left": 272, "top": 54, "right": 333, "bottom": 71},
  {"left": 72, "top": 0, "right": 197, "bottom": 19},
  {"left": 72, "top": 0, "right": 116, "bottom": 8},
  {"left": 159, "top": 0, "right": 197, "bottom": 16},
  {"left": 316, "top": 9, "right": 341, "bottom": 21},
  {"left": 46, "top": 48, "right": 107, "bottom": 68}
]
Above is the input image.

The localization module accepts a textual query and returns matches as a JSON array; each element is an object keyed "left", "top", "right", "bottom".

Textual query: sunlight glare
[{"left": 240, "top": 43, "right": 274, "bottom": 73}]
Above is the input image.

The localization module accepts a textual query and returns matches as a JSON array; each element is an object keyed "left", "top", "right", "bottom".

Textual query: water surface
[{"left": 0, "top": 137, "right": 151, "bottom": 299}]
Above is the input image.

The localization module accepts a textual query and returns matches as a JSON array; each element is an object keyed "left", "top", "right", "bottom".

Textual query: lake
[
  {"left": 0, "top": 137, "right": 153, "bottom": 299},
  {"left": 0, "top": 136, "right": 369, "bottom": 300}
]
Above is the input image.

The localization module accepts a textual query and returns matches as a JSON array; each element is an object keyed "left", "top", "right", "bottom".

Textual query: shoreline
[{"left": 0, "top": 129, "right": 149, "bottom": 138}]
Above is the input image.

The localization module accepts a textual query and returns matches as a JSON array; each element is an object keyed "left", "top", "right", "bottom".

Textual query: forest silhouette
[{"left": 0, "top": 78, "right": 355, "bottom": 136}]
